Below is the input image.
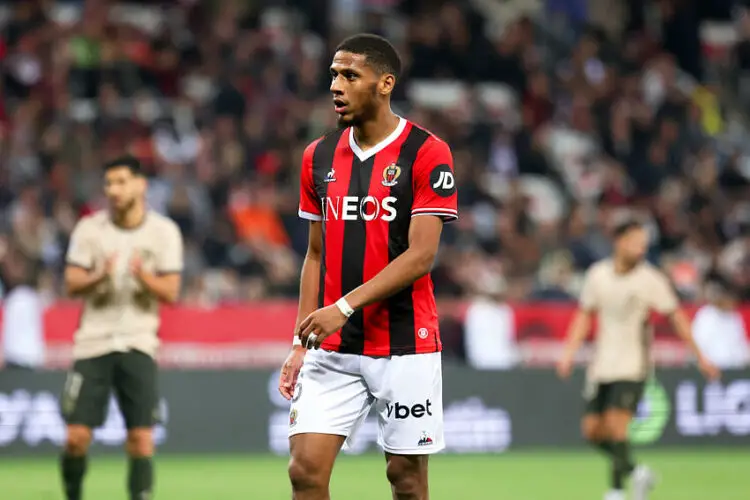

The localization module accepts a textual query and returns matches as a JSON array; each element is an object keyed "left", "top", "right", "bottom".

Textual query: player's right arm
[
  {"left": 64, "top": 220, "right": 113, "bottom": 297},
  {"left": 295, "top": 221, "right": 323, "bottom": 341},
  {"left": 279, "top": 140, "right": 322, "bottom": 399},
  {"left": 294, "top": 139, "right": 324, "bottom": 337},
  {"left": 557, "top": 265, "right": 597, "bottom": 379}
]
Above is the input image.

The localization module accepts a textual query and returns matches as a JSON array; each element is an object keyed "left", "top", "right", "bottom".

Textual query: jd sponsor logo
[
  {"left": 676, "top": 379, "right": 750, "bottom": 436},
  {"left": 629, "top": 379, "right": 670, "bottom": 445},
  {"left": 429, "top": 165, "right": 456, "bottom": 196},
  {"left": 386, "top": 400, "right": 433, "bottom": 420}
]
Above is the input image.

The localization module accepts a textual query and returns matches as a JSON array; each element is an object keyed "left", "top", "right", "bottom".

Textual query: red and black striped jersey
[{"left": 298, "top": 117, "right": 458, "bottom": 356}]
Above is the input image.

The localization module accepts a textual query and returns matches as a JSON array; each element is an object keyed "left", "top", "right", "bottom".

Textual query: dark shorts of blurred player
[
  {"left": 584, "top": 380, "right": 645, "bottom": 416},
  {"left": 61, "top": 349, "right": 160, "bottom": 429}
]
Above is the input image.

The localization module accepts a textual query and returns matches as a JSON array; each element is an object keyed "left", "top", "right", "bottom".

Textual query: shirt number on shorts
[{"left": 61, "top": 372, "right": 83, "bottom": 416}]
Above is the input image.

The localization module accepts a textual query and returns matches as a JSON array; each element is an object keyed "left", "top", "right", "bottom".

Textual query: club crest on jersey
[
  {"left": 325, "top": 168, "right": 336, "bottom": 183},
  {"left": 382, "top": 163, "right": 401, "bottom": 187}
]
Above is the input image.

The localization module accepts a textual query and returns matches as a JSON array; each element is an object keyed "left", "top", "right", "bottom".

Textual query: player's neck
[
  {"left": 716, "top": 300, "right": 734, "bottom": 312},
  {"left": 111, "top": 204, "right": 147, "bottom": 230},
  {"left": 612, "top": 257, "right": 637, "bottom": 275},
  {"left": 352, "top": 110, "right": 400, "bottom": 151}
]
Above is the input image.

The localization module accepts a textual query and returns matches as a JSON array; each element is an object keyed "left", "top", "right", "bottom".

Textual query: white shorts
[{"left": 288, "top": 349, "right": 444, "bottom": 455}]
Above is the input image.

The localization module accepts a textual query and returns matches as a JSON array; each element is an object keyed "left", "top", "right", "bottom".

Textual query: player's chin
[
  {"left": 336, "top": 113, "right": 355, "bottom": 128},
  {"left": 109, "top": 199, "right": 130, "bottom": 211}
]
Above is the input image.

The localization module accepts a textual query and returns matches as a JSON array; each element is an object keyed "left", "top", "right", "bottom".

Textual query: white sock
[{"left": 604, "top": 490, "right": 626, "bottom": 500}]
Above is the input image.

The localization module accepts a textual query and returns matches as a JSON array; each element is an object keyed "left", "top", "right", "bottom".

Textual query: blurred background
[{"left": 1, "top": 0, "right": 749, "bottom": 498}]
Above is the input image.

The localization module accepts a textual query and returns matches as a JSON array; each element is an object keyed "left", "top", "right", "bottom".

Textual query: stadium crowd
[{"left": 1, "top": 0, "right": 750, "bottom": 306}]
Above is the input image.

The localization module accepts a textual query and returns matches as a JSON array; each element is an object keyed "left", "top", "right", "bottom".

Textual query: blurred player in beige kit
[
  {"left": 557, "top": 219, "right": 720, "bottom": 500},
  {"left": 60, "top": 156, "right": 183, "bottom": 500}
]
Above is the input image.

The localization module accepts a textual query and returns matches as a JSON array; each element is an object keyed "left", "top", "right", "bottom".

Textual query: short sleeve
[
  {"left": 157, "top": 221, "right": 184, "bottom": 274},
  {"left": 411, "top": 139, "right": 458, "bottom": 222},
  {"left": 66, "top": 220, "right": 94, "bottom": 270},
  {"left": 648, "top": 270, "right": 679, "bottom": 315},
  {"left": 578, "top": 267, "right": 598, "bottom": 312},
  {"left": 298, "top": 139, "right": 323, "bottom": 222}
]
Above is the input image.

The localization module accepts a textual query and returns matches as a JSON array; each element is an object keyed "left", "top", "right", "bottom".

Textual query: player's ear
[{"left": 379, "top": 73, "right": 396, "bottom": 96}]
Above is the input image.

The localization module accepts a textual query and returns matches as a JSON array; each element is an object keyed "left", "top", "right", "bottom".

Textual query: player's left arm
[
  {"left": 344, "top": 139, "right": 457, "bottom": 311},
  {"left": 345, "top": 215, "right": 444, "bottom": 311},
  {"left": 653, "top": 271, "right": 721, "bottom": 380},
  {"left": 132, "top": 221, "right": 184, "bottom": 304}
]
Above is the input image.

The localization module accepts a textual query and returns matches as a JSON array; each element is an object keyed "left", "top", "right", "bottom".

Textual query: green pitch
[{"left": 1, "top": 450, "right": 747, "bottom": 499}]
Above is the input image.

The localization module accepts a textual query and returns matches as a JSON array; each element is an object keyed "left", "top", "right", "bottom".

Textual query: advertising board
[{"left": 0, "top": 368, "right": 747, "bottom": 455}]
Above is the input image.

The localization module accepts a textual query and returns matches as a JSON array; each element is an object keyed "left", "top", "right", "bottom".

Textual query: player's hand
[
  {"left": 97, "top": 253, "right": 117, "bottom": 280},
  {"left": 556, "top": 356, "right": 574, "bottom": 379},
  {"left": 297, "top": 304, "right": 348, "bottom": 349},
  {"left": 129, "top": 252, "right": 143, "bottom": 278},
  {"left": 698, "top": 356, "right": 721, "bottom": 382},
  {"left": 279, "top": 347, "right": 306, "bottom": 400}
]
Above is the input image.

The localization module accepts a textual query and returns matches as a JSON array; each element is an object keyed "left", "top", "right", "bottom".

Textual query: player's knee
[
  {"left": 126, "top": 429, "right": 154, "bottom": 457},
  {"left": 64, "top": 425, "right": 92, "bottom": 456},
  {"left": 603, "top": 412, "right": 630, "bottom": 441},
  {"left": 288, "top": 456, "right": 326, "bottom": 492},
  {"left": 606, "top": 422, "right": 629, "bottom": 441},
  {"left": 581, "top": 417, "right": 603, "bottom": 442},
  {"left": 385, "top": 456, "right": 426, "bottom": 494}
]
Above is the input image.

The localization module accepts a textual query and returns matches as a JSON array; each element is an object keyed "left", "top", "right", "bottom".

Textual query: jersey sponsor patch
[
  {"left": 429, "top": 164, "right": 456, "bottom": 197},
  {"left": 386, "top": 399, "right": 433, "bottom": 419},
  {"left": 322, "top": 195, "right": 398, "bottom": 222}
]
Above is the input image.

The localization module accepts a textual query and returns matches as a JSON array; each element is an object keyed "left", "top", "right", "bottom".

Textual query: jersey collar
[{"left": 348, "top": 116, "right": 407, "bottom": 162}]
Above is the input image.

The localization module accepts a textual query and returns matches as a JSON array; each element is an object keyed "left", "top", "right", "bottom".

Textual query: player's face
[
  {"left": 330, "top": 51, "right": 394, "bottom": 128},
  {"left": 616, "top": 227, "right": 648, "bottom": 264},
  {"left": 104, "top": 167, "right": 144, "bottom": 212}
]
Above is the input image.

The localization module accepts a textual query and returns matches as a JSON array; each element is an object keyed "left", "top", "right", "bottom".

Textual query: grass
[{"left": 1, "top": 450, "right": 748, "bottom": 499}]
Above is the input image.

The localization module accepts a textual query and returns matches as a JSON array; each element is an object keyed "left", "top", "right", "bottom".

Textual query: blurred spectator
[
  {"left": 692, "top": 274, "right": 750, "bottom": 369},
  {"left": 463, "top": 275, "right": 520, "bottom": 370},
  {"left": 1, "top": 241, "right": 45, "bottom": 370},
  {"left": 531, "top": 251, "right": 577, "bottom": 301}
]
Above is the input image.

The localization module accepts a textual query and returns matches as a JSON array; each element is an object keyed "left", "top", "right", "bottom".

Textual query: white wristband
[
  {"left": 335, "top": 297, "right": 354, "bottom": 318},
  {"left": 293, "top": 334, "right": 302, "bottom": 346}
]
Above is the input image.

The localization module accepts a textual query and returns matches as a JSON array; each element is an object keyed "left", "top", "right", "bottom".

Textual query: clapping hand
[{"left": 129, "top": 251, "right": 144, "bottom": 279}]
